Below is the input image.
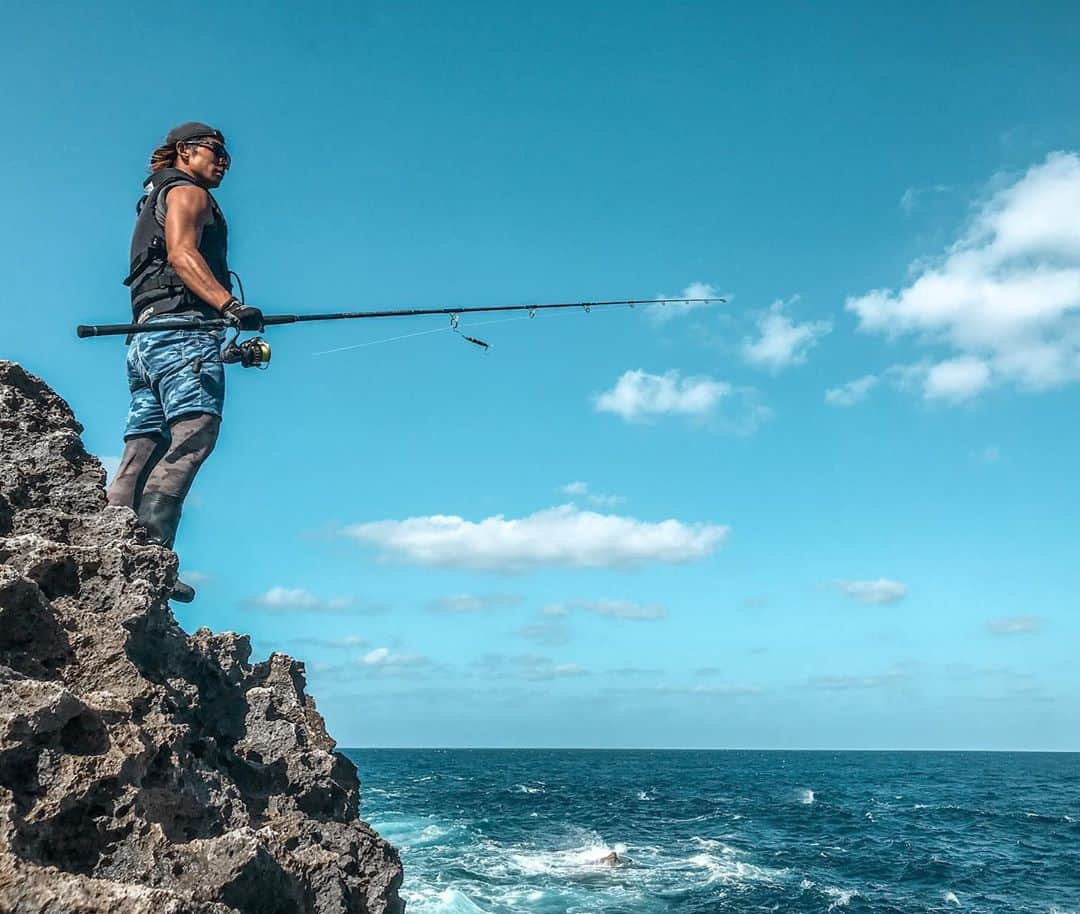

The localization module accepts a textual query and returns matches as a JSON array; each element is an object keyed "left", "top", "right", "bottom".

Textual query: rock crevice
[{"left": 0, "top": 361, "right": 404, "bottom": 914}]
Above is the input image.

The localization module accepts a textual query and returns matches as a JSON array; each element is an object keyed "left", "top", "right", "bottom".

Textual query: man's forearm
[{"left": 169, "top": 247, "right": 233, "bottom": 311}]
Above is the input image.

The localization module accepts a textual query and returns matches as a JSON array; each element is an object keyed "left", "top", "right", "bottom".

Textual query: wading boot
[{"left": 137, "top": 491, "right": 196, "bottom": 603}]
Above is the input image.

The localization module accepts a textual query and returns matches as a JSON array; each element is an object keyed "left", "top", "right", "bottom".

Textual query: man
[{"left": 106, "top": 122, "right": 262, "bottom": 602}]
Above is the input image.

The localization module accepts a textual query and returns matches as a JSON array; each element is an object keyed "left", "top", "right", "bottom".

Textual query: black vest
[{"left": 124, "top": 168, "right": 231, "bottom": 320}]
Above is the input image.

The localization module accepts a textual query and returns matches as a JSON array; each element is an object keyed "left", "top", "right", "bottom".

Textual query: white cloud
[
  {"left": 848, "top": 152, "right": 1080, "bottom": 401},
  {"left": 647, "top": 281, "right": 724, "bottom": 321},
  {"left": 741, "top": 299, "right": 831, "bottom": 371},
  {"left": 834, "top": 578, "right": 908, "bottom": 605},
  {"left": 343, "top": 504, "right": 728, "bottom": 572},
  {"left": 562, "top": 481, "right": 589, "bottom": 496},
  {"left": 594, "top": 369, "right": 729, "bottom": 422},
  {"left": 360, "top": 647, "right": 429, "bottom": 668},
  {"left": 594, "top": 370, "right": 770, "bottom": 433},
  {"left": 825, "top": 374, "right": 879, "bottom": 407},
  {"left": 428, "top": 593, "right": 523, "bottom": 613},
  {"left": 251, "top": 586, "right": 322, "bottom": 611},
  {"left": 986, "top": 615, "right": 1042, "bottom": 635},
  {"left": 924, "top": 356, "right": 992, "bottom": 403},
  {"left": 975, "top": 445, "right": 1001, "bottom": 463},
  {"left": 574, "top": 598, "right": 666, "bottom": 621},
  {"left": 248, "top": 586, "right": 356, "bottom": 613},
  {"left": 542, "top": 603, "right": 569, "bottom": 616}
]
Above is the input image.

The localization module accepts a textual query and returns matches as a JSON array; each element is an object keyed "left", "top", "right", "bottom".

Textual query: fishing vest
[{"left": 124, "top": 167, "right": 231, "bottom": 320}]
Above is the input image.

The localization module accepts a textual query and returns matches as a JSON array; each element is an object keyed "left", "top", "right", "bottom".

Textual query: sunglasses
[{"left": 184, "top": 139, "right": 231, "bottom": 166}]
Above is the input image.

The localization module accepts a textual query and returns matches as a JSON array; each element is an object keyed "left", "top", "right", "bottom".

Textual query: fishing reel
[{"left": 222, "top": 335, "right": 271, "bottom": 369}]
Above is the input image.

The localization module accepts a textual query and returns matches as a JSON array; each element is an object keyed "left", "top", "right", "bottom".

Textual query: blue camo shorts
[{"left": 124, "top": 315, "right": 226, "bottom": 440}]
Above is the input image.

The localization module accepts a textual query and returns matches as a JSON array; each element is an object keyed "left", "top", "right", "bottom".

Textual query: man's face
[{"left": 178, "top": 137, "right": 230, "bottom": 188}]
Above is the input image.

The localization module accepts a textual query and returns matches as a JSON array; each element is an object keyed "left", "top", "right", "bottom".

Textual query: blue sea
[{"left": 342, "top": 749, "right": 1079, "bottom": 914}]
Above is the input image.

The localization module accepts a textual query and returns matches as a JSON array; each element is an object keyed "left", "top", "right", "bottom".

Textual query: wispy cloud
[
  {"left": 647, "top": 281, "right": 725, "bottom": 322},
  {"left": 472, "top": 653, "right": 590, "bottom": 681},
  {"left": 574, "top": 598, "right": 666, "bottom": 621},
  {"left": 343, "top": 504, "right": 728, "bottom": 572},
  {"left": 741, "top": 299, "right": 831, "bottom": 371},
  {"left": 594, "top": 369, "right": 770, "bottom": 433},
  {"left": 561, "top": 481, "right": 626, "bottom": 508},
  {"left": 99, "top": 455, "right": 121, "bottom": 482},
  {"left": 656, "top": 683, "right": 763, "bottom": 697},
  {"left": 899, "top": 183, "right": 951, "bottom": 213},
  {"left": 179, "top": 569, "right": 211, "bottom": 586},
  {"left": 833, "top": 578, "right": 908, "bottom": 605},
  {"left": 849, "top": 152, "right": 1080, "bottom": 402},
  {"left": 247, "top": 586, "right": 359, "bottom": 613},
  {"left": 292, "top": 634, "right": 370, "bottom": 650},
  {"left": 986, "top": 615, "right": 1043, "bottom": 635},
  {"left": 807, "top": 668, "right": 909, "bottom": 690},
  {"left": 427, "top": 593, "right": 523, "bottom": 613},
  {"left": 515, "top": 619, "right": 571, "bottom": 646},
  {"left": 825, "top": 374, "right": 879, "bottom": 407},
  {"left": 360, "top": 647, "right": 430, "bottom": 672}
]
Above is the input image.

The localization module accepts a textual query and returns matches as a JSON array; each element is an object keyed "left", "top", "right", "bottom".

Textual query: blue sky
[{"left": 4, "top": 1, "right": 1079, "bottom": 750}]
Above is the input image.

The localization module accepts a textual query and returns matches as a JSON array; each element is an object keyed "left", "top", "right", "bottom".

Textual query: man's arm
[{"left": 164, "top": 184, "right": 233, "bottom": 312}]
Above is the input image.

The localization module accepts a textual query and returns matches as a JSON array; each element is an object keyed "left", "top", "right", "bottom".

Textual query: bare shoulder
[
  {"left": 163, "top": 183, "right": 212, "bottom": 227},
  {"left": 166, "top": 183, "right": 211, "bottom": 212}
]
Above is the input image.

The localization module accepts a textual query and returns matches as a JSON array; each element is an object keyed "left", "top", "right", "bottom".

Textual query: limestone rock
[{"left": 0, "top": 361, "right": 404, "bottom": 914}]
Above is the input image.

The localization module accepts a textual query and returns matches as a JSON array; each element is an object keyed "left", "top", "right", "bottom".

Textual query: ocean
[{"left": 342, "top": 749, "right": 1079, "bottom": 914}]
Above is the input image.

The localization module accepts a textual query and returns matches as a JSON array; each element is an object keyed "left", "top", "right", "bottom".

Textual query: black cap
[{"left": 164, "top": 121, "right": 226, "bottom": 146}]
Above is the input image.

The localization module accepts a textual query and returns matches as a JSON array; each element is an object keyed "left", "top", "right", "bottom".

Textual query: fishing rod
[{"left": 76, "top": 296, "right": 724, "bottom": 369}]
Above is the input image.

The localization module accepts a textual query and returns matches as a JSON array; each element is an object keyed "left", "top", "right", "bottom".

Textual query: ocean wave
[
  {"left": 403, "top": 887, "right": 491, "bottom": 914},
  {"left": 510, "top": 783, "right": 546, "bottom": 795},
  {"left": 368, "top": 816, "right": 465, "bottom": 849},
  {"left": 637, "top": 789, "right": 656, "bottom": 801},
  {"left": 799, "top": 788, "right": 816, "bottom": 805},
  {"left": 944, "top": 890, "right": 960, "bottom": 906}
]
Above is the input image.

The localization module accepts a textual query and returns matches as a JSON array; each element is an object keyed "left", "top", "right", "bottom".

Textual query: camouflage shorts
[{"left": 124, "top": 316, "right": 226, "bottom": 440}]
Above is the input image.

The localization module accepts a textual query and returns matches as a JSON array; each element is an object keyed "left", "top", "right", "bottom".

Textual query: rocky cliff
[{"left": 0, "top": 361, "right": 404, "bottom": 914}]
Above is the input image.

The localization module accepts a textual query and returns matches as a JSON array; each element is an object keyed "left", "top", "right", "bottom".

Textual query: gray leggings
[{"left": 107, "top": 413, "right": 220, "bottom": 508}]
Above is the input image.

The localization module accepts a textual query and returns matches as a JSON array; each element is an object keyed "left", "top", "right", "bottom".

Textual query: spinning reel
[{"left": 221, "top": 332, "right": 271, "bottom": 369}]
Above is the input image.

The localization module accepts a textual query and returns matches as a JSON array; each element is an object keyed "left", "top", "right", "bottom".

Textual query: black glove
[{"left": 223, "top": 298, "right": 265, "bottom": 332}]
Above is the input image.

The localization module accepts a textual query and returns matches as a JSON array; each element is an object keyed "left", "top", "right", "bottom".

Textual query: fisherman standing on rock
[{"left": 106, "top": 122, "right": 263, "bottom": 603}]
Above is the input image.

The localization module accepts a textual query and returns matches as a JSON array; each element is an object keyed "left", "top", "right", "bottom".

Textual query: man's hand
[{"left": 223, "top": 299, "right": 265, "bottom": 332}]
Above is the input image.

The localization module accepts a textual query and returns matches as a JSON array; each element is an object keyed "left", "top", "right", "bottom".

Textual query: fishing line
[{"left": 310, "top": 306, "right": 618, "bottom": 357}]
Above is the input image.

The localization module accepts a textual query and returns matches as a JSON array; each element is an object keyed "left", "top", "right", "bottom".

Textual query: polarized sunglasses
[{"left": 184, "top": 139, "right": 231, "bottom": 166}]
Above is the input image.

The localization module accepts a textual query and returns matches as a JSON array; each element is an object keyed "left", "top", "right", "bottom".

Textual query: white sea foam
[
  {"left": 689, "top": 836, "right": 740, "bottom": 856},
  {"left": 799, "top": 788, "right": 815, "bottom": 805},
  {"left": 944, "top": 890, "right": 961, "bottom": 905},
  {"left": 510, "top": 783, "right": 545, "bottom": 794},
  {"left": 825, "top": 886, "right": 858, "bottom": 909},
  {"left": 686, "top": 852, "right": 784, "bottom": 886},
  {"left": 510, "top": 840, "right": 628, "bottom": 875},
  {"left": 637, "top": 789, "right": 656, "bottom": 801}
]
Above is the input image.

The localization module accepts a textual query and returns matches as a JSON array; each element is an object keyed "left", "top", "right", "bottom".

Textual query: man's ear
[{"left": 175, "top": 142, "right": 189, "bottom": 163}]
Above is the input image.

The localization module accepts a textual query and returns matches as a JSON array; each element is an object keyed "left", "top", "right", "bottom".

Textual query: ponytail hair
[{"left": 149, "top": 142, "right": 178, "bottom": 173}]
